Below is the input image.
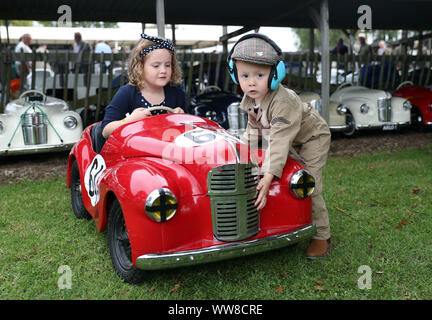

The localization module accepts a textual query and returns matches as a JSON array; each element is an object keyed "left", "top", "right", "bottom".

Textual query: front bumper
[
  {"left": 0, "top": 143, "right": 75, "bottom": 156},
  {"left": 356, "top": 121, "right": 410, "bottom": 130},
  {"left": 135, "top": 224, "right": 315, "bottom": 270},
  {"left": 329, "top": 124, "right": 348, "bottom": 132}
]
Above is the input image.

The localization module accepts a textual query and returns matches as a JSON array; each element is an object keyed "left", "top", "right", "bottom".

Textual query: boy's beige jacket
[{"left": 239, "top": 85, "right": 330, "bottom": 178}]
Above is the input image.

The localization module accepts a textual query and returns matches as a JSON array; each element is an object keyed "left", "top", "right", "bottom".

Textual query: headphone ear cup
[
  {"left": 270, "top": 61, "right": 287, "bottom": 90},
  {"left": 228, "top": 59, "right": 239, "bottom": 85}
]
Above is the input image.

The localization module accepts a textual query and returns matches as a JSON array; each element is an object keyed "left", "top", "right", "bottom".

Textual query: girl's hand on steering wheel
[
  {"left": 128, "top": 107, "right": 151, "bottom": 122},
  {"left": 173, "top": 107, "right": 184, "bottom": 114}
]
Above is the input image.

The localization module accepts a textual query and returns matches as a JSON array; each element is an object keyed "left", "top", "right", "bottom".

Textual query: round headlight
[
  {"left": 64, "top": 116, "right": 78, "bottom": 129},
  {"left": 290, "top": 170, "right": 315, "bottom": 199},
  {"left": 360, "top": 104, "right": 369, "bottom": 113},
  {"left": 0, "top": 121, "right": 4, "bottom": 134},
  {"left": 403, "top": 100, "right": 412, "bottom": 110},
  {"left": 145, "top": 188, "right": 177, "bottom": 222},
  {"left": 337, "top": 104, "right": 347, "bottom": 115}
]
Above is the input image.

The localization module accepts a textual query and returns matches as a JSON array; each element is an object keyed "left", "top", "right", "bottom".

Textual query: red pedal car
[
  {"left": 393, "top": 81, "right": 432, "bottom": 130},
  {"left": 67, "top": 106, "right": 315, "bottom": 283}
]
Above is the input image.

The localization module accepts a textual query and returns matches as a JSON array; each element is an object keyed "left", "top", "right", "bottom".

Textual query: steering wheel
[
  {"left": 395, "top": 81, "right": 414, "bottom": 91},
  {"left": 201, "top": 85, "right": 221, "bottom": 94},
  {"left": 19, "top": 90, "right": 47, "bottom": 102},
  {"left": 335, "top": 82, "right": 353, "bottom": 91},
  {"left": 146, "top": 105, "right": 176, "bottom": 116}
]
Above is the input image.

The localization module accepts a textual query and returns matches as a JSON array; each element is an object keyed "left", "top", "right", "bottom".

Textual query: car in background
[
  {"left": 329, "top": 83, "right": 411, "bottom": 136},
  {"left": 393, "top": 81, "right": 432, "bottom": 130},
  {"left": 297, "top": 91, "right": 348, "bottom": 133},
  {"left": 68, "top": 107, "right": 316, "bottom": 283},
  {"left": 187, "top": 86, "right": 242, "bottom": 130},
  {"left": 0, "top": 90, "right": 83, "bottom": 155}
]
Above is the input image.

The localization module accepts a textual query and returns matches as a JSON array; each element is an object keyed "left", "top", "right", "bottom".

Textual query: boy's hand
[
  {"left": 254, "top": 173, "right": 274, "bottom": 211},
  {"left": 172, "top": 107, "right": 184, "bottom": 114}
]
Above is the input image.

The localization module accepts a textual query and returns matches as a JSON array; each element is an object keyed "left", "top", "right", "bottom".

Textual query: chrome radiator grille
[
  {"left": 207, "top": 163, "right": 259, "bottom": 242},
  {"left": 377, "top": 98, "right": 392, "bottom": 122}
]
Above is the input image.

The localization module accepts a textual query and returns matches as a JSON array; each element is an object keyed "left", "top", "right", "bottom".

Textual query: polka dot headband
[{"left": 139, "top": 33, "right": 175, "bottom": 58}]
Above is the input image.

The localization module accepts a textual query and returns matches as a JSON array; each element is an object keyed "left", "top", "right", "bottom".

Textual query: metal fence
[{"left": 1, "top": 49, "right": 431, "bottom": 117}]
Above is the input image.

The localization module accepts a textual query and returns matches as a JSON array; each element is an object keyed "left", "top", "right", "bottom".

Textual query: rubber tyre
[
  {"left": 411, "top": 106, "right": 426, "bottom": 132},
  {"left": 70, "top": 160, "right": 92, "bottom": 220},
  {"left": 107, "top": 199, "right": 146, "bottom": 284},
  {"left": 343, "top": 112, "right": 356, "bottom": 137}
]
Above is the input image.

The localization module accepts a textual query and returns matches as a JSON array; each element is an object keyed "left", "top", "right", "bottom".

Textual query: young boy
[{"left": 228, "top": 34, "right": 332, "bottom": 259}]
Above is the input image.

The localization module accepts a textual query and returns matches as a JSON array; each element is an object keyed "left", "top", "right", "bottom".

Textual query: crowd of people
[
  {"left": 12, "top": 32, "right": 122, "bottom": 85},
  {"left": 330, "top": 34, "right": 415, "bottom": 57}
]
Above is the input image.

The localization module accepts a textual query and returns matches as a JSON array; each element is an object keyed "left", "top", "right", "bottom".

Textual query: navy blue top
[{"left": 101, "top": 84, "right": 186, "bottom": 130}]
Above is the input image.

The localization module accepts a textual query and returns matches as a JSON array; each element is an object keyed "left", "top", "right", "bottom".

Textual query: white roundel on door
[
  {"left": 174, "top": 128, "right": 224, "bottom": 147},
  {"left": 84, "top": 154, "right": 107, "bottom": 206}
]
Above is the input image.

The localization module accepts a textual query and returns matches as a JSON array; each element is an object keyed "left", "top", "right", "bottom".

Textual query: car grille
[
  {"left": 207, "top": 163, "right": 259, "bottom": 242},
  {"left": 377, "top": 98, "right": 392, "bottom": 122}
]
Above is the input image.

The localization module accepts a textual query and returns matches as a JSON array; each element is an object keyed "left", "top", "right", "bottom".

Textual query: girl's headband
[{"left": 139, "top": 33, "right": 175, "bottom": 58}]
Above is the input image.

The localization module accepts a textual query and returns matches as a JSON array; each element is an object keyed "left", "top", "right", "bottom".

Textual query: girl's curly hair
[{"left": 128, "top": 38, "right": 182, "bottom": 89}]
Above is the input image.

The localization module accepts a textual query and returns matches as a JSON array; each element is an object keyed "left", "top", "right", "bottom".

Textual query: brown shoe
[{"left": 306, "top": 238, "right": 332, "bottom": 259}]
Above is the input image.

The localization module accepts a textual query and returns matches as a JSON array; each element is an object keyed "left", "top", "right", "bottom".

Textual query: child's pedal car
[
  {"left": 67, "top": 108, "right": 316, "bottom": 284},
  {"left": 0, "top": 90, "right": 83, "bottom": 155}
]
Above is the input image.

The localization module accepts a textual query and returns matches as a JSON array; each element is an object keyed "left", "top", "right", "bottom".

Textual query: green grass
[{"left": 1, "top": 145, "right": 431, "bottom": 300}]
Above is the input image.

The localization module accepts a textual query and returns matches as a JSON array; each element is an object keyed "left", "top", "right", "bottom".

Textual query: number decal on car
[
  {"left": 175, "top": 127, "right": 243, "bottom": 147},
  {"left": 175, "top": 128, "right": 223, "bottom": 147},
  {"left": 84, "top": 154, "right": 106, "bottom": 206}
]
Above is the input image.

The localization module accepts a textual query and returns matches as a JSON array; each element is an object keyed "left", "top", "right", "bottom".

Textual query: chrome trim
[
  {"left": 377, "top": 97, "right": 392, "bottom": 122},
  {"left": 426, "top": 122, "right": 432, "bottom": 126},
  {"left": 135, "top": 224, "right": 316, "bottom": 270},
  {"left": 336, "top": 104, "right": 347, "bottom": 115},
  {"left": 356, "top": 121, "right": 410, "bottom": 130},
  {"left": 329, "top": 124, "right": 349, "bottom": 132},
  {"left": 0, "top": 143, "right": 75, "bottom": 156},
  {"left": 207, "top": 163, "right": 259, "bottom": 242}
]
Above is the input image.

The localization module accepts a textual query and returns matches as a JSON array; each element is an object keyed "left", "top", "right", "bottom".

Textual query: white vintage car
[
  {"left": 298, "top": 91, "right": 348, "bottom": 133},
  {"left": 0, "top": 90, "right": 83, "bottom": 155},
  {"left": 330, "top": 83, "right": 411, "bottom": 136}
]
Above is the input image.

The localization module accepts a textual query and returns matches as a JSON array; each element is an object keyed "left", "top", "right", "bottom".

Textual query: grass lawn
[{"left": 0, "top": 145, "right": 431, "bottom": 300}]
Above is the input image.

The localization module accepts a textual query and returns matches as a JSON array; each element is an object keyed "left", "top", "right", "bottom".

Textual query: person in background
[
  {"left": 35, "top": 44, "right": 52, "bottom": 70},
  {"left": 331, "top": 38, "right": 348, "bottom": 55},
  {"left": 358, "top": 34, "right": 372, "bottom": 57},
  {"left": 94, "top": 40, "right": 112, "bottom": 74},
  {"left": 378, "top": 40, "right": 391, "bottom": 55},
  {"left": 14, "top": 33, "right": 32, "bottom": 80},
  {"left": 73, "top": 32, "right": 92, "bottom": 84}
]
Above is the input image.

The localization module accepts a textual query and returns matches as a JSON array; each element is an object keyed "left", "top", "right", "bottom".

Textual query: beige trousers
[{"left": 298, "top": 133, "right": 331, "bottom": 240}]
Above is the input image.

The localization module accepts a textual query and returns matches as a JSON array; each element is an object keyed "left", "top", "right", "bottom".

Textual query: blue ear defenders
[{"left": 227, "top": 33, "right": 286, "bottom": 90}]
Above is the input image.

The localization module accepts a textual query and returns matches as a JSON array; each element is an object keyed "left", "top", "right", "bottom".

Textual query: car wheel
[
  {"left": 108, "top": 199, "right": 145, "bottom": 284},
  {"left": 70, "top": 160, "right": 92, "bottom": 220},
  {"left": 411, "top": 106, "right": 425, "bottom": 132},
  {"left": 343, "top": 112, "right": 356, "bottom": 137}
]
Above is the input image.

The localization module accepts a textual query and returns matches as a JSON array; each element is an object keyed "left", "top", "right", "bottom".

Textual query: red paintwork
[
  {"left": 68, "top": 114, "right": 312, "bottom": 267},
  {"left": 393, "top": 85, "right": 432, "bottom": 124}
]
